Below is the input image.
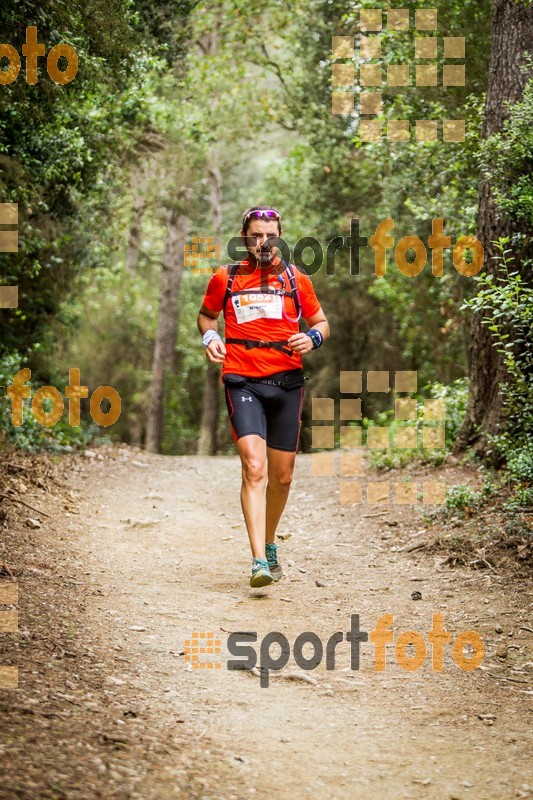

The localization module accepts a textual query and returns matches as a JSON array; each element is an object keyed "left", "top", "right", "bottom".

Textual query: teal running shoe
[
  {"left": 265, "top": 542, "right": 283, "bottom": 582},
  {"left": 250, "top": 557, "right": 273, "bottom": 588}
]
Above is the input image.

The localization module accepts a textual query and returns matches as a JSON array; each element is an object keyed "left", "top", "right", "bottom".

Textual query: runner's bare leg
[
  {"left": 236, "top": 435, "right": 268, "bottom": 559},
  {"left": 265, "top": 447, "right": 296, "bottom": 544}
]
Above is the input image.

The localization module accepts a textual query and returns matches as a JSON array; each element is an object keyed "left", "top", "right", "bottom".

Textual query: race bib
[{"left": 232, "top": 292, "right": 283, "bottom": 324}]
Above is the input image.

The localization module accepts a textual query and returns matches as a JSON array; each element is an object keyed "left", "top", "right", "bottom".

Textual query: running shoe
[
  {"left": 265, "top": 542, "right": 283, "bottom": 582},
  {"left": 250, "top": 557, "right": 273, "bottom": 588}
]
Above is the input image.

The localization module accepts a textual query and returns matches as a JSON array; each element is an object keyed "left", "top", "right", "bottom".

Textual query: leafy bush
[
  {"left": 489, "top": 433, "right": 533, "bottom": 510},
  {"left": 463, "top": 239, "right": 533, "bottom": 444},
  {"left": 504, "top": 487, "right": 533, "bottom": 512},
  {"left": 445, "top": 484, "right": 482, "bottom": 514},
  {"left": 366, "top": 379, "right": 468, "bottom": 469},
  {"left": 478, "top": 72, "right": 533, "bottom": 225},
  {"left": 506, "top": 438, "right": 533, "bottom": 483},
  {"left": 425, "top": 378, "right": 469, "bottom": 448}
]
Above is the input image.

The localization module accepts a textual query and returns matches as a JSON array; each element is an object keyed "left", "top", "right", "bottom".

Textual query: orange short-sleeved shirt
[{"left": 202, "top": 260, "right": 321, "bottom": 378}]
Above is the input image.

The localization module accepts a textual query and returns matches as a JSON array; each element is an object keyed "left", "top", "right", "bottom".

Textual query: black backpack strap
[
  {"left": 279, "top": 261, "right": 301, "bottom": 319},
  {"left": 223, "top": 263, "right": 240, "bottom": 313}
]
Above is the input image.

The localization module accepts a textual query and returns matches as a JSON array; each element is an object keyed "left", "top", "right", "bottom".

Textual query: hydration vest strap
[
  {"left": 225, "top": 338, "right": 294, "bottom": 357},
  {"left": 223, "top": 262, "right": 241, "bottom": 309}
]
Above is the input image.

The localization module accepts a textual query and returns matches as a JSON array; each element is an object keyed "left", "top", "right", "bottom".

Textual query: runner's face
[{"left": 241, "top": 219, "right": 283, "bottom": 268}]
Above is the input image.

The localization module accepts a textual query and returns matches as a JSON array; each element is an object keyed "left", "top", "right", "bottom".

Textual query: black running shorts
[{"left": 224, "top": 371, "right": 304, "bottom": 452}]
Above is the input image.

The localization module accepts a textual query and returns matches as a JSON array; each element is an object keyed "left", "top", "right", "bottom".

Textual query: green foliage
[
  {"left": 0, "top": 0, "right": 528, "bottom": 461},
  {"left": 463, "top": 239, "right": 533, "bottom": 443},
  {"left": 506, "top": 439, "right": 533, "bottom": 483},
  {"left": 503, "top": 486, "right": 533, "bottom": 512},
  {"left": 162, "top": 275, "right": 215, "bottom": 454},
  {"left": 133, "top": 0, "right": 200, "bottom": 66},
  {"left": 478, "top": 71, "right": 533, "bottom": 225},
  {"left": 260, "top": 0, "right": 491, "bottom": 400},
  {"left": 490, "top": 433, "right": 533, "bottom": 511},
  {"left": 0, "top": 1, "right": 182, "bottom": 357},
  {"left": 370, "top": 446, "right": 448, "bottom": 470},
  {"left": 367, "top": 378, "right": 468, "bottom": 469},
  {"left": 445, "top": 483, "right": 482, "bottom": 514},
  {"left": 57, "top": 263, "right": 158, "bottom": 446},
  {"left": 425, "top": 378, "right": 469, "bottom": 447},
  {"left": 432, "top": 464, "right": 531, "bottom": 520}
]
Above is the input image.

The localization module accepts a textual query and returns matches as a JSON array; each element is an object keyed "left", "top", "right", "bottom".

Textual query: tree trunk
[
  {"left": 146, "top": 207, "right": 189, "bottom": 453},
  {"left": 125, "top": 169, "right": 149, "bottom": 274},
  {"left": 196, "top": 8, "right": 225, "bottom": 456},
  {"left": 197, "top": 153, "right": 223, "bottom": 455},
  {"left": 197, "top": 363, "right": 221, "bottom": 454},
  {"left": 456, "top": 0, "right": 533, "bottom": 456}
]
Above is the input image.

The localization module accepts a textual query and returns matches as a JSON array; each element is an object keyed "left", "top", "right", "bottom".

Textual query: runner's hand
[
  {"left": 206, "top": 339, "right": 227, "bottom": 363},
  {"left": 287, "top": 332, "right": 314, "bottom": 354}
]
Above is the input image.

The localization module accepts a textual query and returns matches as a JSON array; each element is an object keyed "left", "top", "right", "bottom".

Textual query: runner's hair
[{"left": 242, "top": 205, "right": 282, "bottom": 234}]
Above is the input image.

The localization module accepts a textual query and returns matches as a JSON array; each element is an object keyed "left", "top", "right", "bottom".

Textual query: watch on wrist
[{"left": 306, "top": 329, "right": 323, "bottom": 350}]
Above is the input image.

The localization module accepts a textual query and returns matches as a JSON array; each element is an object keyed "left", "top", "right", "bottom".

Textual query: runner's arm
[
  {"left": 287, "top": 307, "right": 330, "bottom": 354},
  {"left": 197, "top": 304, "right": 227, "bottom": 364}
]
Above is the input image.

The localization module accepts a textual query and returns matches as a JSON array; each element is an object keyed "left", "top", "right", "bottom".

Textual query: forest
[
  {"left": 0, "top": 0, "right": 530, "bottom": 511},
  {"left": 0, "top": 2, "right": 532, "bottom": 798},
  {"left": 0, "top": 0, "right": 531, "bottom": 519}
]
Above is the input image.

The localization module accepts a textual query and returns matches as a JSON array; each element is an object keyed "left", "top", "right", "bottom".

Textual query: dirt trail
[
  {"left": 61, "top": 449, "right": 530, "bottom": 800},
  {"left": 2, "top": 448, "right": 532, "bottom": 800}
]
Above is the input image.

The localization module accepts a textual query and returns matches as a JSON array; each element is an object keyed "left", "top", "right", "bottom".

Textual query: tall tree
[
  {"left": 146, "top": 202, "right": 189, "bottom": 452},
  {"left": 457, "top": 0, "right": 533, "bottom": 455},
  {"left": 125, "top": 167, "right": 151, "bottom": 275},
  {"left": 197, "top": 8, "right": 223, "bottom": 456},
  {"left": 197, "top": 151, "right": 223, "bottom": 455}
]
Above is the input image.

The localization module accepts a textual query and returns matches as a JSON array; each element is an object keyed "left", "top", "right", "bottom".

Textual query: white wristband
[{"left": 202, "top": 330, "right": 222, "bottom": 347}]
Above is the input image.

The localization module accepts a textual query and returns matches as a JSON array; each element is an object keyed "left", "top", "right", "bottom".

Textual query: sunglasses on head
[{"left": 242, "top": 208, "right": 281, "bottom": 225}]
